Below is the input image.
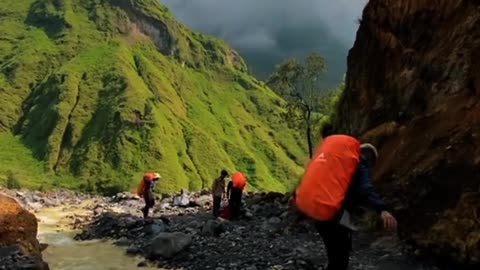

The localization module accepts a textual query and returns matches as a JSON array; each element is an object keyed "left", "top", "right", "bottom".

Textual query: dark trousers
[
  {"left": 212, "top": 195, "right": 221, "bottom": 217},
  {"left": 315, "top": 221, "right": 352, "bottom": 270},
  {"left": 229, "top": 187, "right": 243, "bottom": 219},
  {"left": 142, "top": 189, "right": 155, "bottom": 218}
]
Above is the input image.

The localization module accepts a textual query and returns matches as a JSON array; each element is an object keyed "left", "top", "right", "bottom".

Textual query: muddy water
[{"left": 36, "top": 206, "right": 157, "bottom": 270}]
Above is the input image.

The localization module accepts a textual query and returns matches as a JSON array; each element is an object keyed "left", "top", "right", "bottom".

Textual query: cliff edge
[{"left": 334, "top": 0, "right": 480, "bottom": 266}]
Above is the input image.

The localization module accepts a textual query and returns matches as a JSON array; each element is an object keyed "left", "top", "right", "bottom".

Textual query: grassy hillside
[{"left": 0, "top": 0, "right": 307, "bottom": 194}]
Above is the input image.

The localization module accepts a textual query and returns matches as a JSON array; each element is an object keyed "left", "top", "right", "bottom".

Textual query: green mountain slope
[{"left": 0, "top": 0, "right": 307, "bottom": 193}]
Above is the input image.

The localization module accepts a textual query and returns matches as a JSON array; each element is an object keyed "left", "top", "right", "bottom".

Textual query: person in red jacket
[
  {"left": 295, "top": 126, "right": 397, "bottom": 270},
  {"left": 227, "top": 172, "right": 247, "bottom": 219}
]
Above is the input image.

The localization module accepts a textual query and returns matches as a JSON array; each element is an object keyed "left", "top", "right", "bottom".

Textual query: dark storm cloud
[{"left": 161, "top": 0, "right": 368, "bottom": 86}]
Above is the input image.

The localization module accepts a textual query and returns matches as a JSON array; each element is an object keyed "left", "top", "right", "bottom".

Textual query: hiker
[
  {"left": 137, "top": 172, "right": 161, "bottom": 218},
  {"left": 227, "top": 171, "right": 247, "bottom": 219},
  {"left": 295, "top": 127, "right": 398, "bottom": 270},
  {"left": 212, "top": 170, "right": 229, "bottom": 217}
]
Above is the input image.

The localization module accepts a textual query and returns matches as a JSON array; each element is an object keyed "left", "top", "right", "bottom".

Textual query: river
[{"left": 36, "top": 206, "right": 157, "bottom": 270}]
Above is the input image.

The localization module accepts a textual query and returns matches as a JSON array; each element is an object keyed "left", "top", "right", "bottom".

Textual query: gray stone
[
  {"left": 144, "top": 222, "right": 166, "bottom": 235},
  {"left": 192, "top": 195, "right": 212, "bottom": 207},
  {"left": 148, "top": 232, "right": 192, "bottom": 259},
  {"left": 268, "top": 217, "right": 281, "bottom": 225},
  {"left": 172, "top": 194, "right": 190, "bottom": 207},
  {"left": 126, "top": 246, "right": 140, "bottom": 255},
  {"left": 201, "top": 220, "right": 226, "bottom": 237},
  {"left": 26, "top": 202, "right": 43, "bottom": 211},
  {"left": 115, "top": 237, "right": 130, "bottom": 246},
  {"left": 137, "top": 261, "right": 148, "bottom": 267}
]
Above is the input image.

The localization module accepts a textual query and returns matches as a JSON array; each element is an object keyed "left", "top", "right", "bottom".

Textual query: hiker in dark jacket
[
  {"left": 342, "top": 143, "right": 387, "bottom": 214},
  {"left": 295, "top": 124, "right": 397, "bottom": 270},
  {"left": 211, "top": 170, "right": 228, "bottom": 218},
  {"left": 321, "top": 144, "right": 396, "bottom": 270}
]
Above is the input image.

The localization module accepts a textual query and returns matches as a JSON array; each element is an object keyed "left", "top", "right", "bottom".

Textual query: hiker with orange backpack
[
  {"left": 227, "top": 171, "right": 247, "bottom": 219},
  {"left": 137, "top": 172, "right": 161, "bottom": 218},
  {"left": 295, "top": 126, "right": 397, "bottom": 270}
]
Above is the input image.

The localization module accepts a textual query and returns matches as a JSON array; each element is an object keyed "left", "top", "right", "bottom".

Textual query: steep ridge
[
  {"left": 0, "top": 0, "right": 306, "bottom": 192},
  {"left": 334, "top": 0, "right": 480, "bottom": 266}
]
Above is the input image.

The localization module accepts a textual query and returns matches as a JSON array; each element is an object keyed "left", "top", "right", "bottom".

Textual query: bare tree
[{"left": 267, "top": 52, "right": 337, "bottom": 158}]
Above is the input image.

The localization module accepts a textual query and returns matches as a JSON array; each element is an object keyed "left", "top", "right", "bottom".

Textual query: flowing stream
[{"left": 35, "top": 206, "right": 157, "bottom": 270}]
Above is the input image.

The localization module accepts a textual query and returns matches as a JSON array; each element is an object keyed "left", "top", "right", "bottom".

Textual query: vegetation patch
[{"left": 0, "top": 0, "right": 307, "bottom": 194}]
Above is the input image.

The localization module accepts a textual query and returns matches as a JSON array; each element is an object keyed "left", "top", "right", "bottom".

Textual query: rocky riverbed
[{"left": 0, "top": 188, "right": 457, "bottom": 270}]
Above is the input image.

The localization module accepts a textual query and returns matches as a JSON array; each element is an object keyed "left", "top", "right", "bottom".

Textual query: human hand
[{"left": 381, "top": 211, "right": 398, "bottom": 232}]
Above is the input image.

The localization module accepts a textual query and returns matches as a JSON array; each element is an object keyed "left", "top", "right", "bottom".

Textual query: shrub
[
  {"left": 6, "top": 171, "right": 21, "bottom": 189},
  {"left": 94, "top": 179, "right": 128, "bottom": 196}
]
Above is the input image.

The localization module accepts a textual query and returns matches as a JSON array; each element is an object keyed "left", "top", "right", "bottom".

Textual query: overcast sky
[{"left": 162, "top": 0, "right": 368, "bottom": 85}]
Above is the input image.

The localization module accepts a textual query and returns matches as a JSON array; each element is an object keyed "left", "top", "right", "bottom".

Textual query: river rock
[
  {"left": 114, "top": 237, "right": 131, "bottom": 247},
  {"left": 137, "top": 260, "right": 148, "bottom": 267},
  {"left": 147, "top": 232, "right": 192, "bottom": 259},
  {"left": 26, "top": 202, "right": 43, "bottom": 211},
  {"left": 0, "top": 194, "right": 49, "bottom": 269},
  {"left": 201, "top": 220, "right": 229, "bottom": 237},
  {"left": 113, "top": 192, "right": 139, "bottom": 202},
  {"left": 192, "top": 195, "right": 212, "bottom": 207},
  {"left": 126, "top": 245, "right": 141, "bottom": 255},
  {"left": 0, "top": 251, "right": 50, "bottom": 270},
  {"left": 39, "top": 243, "right": 48, "bottom": 252},
  {"left": 172, "top": 194, "right": 190, "bottom": 207},
  {"left": 144, "top": 222, "right": 166, "bottom": 235}
]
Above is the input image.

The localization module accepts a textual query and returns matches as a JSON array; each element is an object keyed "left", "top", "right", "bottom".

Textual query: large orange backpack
[
  {"left": 231, "top": 172, "right": 247, "bottom": 190},
  {"left": 295, "top": 135, "right": 361, "bottom": 221},
  {"left": 136, "top": 172, "right": 154, "bottom": 197}
]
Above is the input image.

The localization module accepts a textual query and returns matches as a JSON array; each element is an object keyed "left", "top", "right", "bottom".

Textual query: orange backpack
[
  {"left": 295, "top": 135, "right": 361, "bottom": 221},
  {"left": 232, "top": 172, "right": 247, "bottom": 190},
  {"left": 136, "top": 172, "right": 154, "bottom": 197}
]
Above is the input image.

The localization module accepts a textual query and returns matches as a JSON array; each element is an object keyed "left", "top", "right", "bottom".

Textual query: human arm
[
  {"left": 355, "top": 157, "right": 387, "bottom": 213},
  {"left": 356, "top": 156, "right": 397, "bottom": 231}
]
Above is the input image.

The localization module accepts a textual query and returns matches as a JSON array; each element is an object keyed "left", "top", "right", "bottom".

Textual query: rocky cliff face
[
  {"left": 334, "top": 0, "right": 480, "bottom": 266},
  {"left": 0, "top": 193, "right": 49, "bottom": 269}
]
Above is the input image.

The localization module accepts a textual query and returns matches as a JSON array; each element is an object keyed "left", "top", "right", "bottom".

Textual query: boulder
[
  {"left": 144, "top": 221, "right": 166, "bottom": 236},
  {"left": 201, "top": 219, "right": 230, "bottom": 237},
  {"left": 113, "top": 192, "right": 139, "bottom": 202},
  {"left": 0, "top": 193, "right": 49, "bottom": 269},
  {"left": 333, "top": 0, "right": 480, "bottom": 265},
  {"left": 191, "top": 195, "right": 212, "bottom": 208},
  {"left": 147, "top": 232, "right": 192, "bottom": 259},
  {"left": 172, "top": 194, "right": 190, "bottom": 207}
]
